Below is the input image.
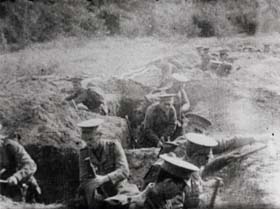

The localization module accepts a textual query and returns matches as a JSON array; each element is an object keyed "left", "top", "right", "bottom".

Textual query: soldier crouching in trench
[
  {"left": 105, "top": 154, "right": 199, "bottom": 209},
  {"left": 77, "top": 118, "right": 139, "bottom": 209},
  {"left": 0, "top": 123, "right": 41, "bottom": 202},
  {"left": 139, "top": 93, "right": 177, "bottom": 148}
]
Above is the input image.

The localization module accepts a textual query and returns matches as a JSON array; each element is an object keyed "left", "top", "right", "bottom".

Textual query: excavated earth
[{"left": 1, "top": 35, "right": 280, "bottom": 208}]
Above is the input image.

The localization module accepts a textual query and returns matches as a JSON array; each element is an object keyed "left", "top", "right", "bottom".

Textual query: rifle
[
  {"left": 208, "top": 178, "right": 221, "bottom": 209},
  {"left": 0, "top": 179, "right": 8, "bottom": 184},
  {"left": 237, "top": 144, "right": 267, "bottom": 159},
  {"left": 84, "top": 157, "right": 108, "bottom": 197},
  {"left": 202, "top": 143, "right": 267, "bottom": 178},
  {"left": 125, "top": 115, "right": 137, "bottom": 149}
]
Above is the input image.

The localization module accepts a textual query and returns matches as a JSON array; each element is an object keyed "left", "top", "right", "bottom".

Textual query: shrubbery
[
  {"left": 0, "top": 0, "right": 106, "bottom": 49},
  {"left": 0, "top": 0, "right": 279, "bottom": 50}
]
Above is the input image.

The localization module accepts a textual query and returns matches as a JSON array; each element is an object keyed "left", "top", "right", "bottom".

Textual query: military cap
[
  {"left": 219, "top": 48, "right": 229, "bottom": 55},
  {"left": 160, "top": 154, "right": 199, "bottom": 179},
  {"left": 158, "top": 93, "right": 177, "bottom": 100},
  {"left": 159, "top": 141, "right": 179, "bottom": 155},
  {"left": 77, "top": 118, "right": 104, "bottom": 128},
  {"left": 210, "top": 60, "right": 223, "bottom": 65},
  {"left": 185, "top": 133, "right": 217, "bottom": 147},
  {"left": 172, "top": 73, "right": 189, "bottom": 83},
  {"left": 184, "top": 113, "right": 212, "bottom": 129}
]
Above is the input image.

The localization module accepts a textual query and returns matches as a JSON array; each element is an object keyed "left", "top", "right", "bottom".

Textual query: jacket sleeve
[
  {"left": 107, "top": 141, "right": 129, "bottom": 184},
  {"left": 143, "top": 106, "right": 160, "bottom": 146},
  {"left": 6, "top": 140, "right": 37, "bottom": 182},
  {"left": 162, "top": 106, "right": 177, "bottom": 139}
]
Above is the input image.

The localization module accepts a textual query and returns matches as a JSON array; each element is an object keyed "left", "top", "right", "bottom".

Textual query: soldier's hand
[
  {"left": 7, "top": 176, "right": 18, "bottom": 186},
  {"left": 157, "top": 140, "right": 163, "bottom": 148},
  {"left": 203, "top": 177, "right": 224, "bottom": 188},
  {"left": 88, "top": 175, "right": 109, "bottom": 188}
]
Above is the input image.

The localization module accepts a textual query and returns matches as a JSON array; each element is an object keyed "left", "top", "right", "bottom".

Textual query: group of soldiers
[
  {"left": 0, "top": 64, "right": 258, "bottom": 209},
  {"left": 73, "top": 68, "right": 253, "bottom": 209},
  {"left": 76, "top": 116, "right": 248, "bottom": 209}
]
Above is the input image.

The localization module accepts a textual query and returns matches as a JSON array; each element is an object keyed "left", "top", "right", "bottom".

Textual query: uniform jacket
[
  {"left": 0, "top": 139, "right": 37, "bottom": 182},
  {"left": 79, "top": 140, "right": 129, "bottom": 197},
  {"left": 143, "top": 104, "right": 177, "bottom": 147}
]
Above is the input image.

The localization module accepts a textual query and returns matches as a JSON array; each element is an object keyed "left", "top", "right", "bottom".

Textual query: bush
[
  {"left": 0, "top": 0, "right": 107, "bottom": 49},
  {"left": 1, "top": 0, "right": 280, "bottom": 50}
]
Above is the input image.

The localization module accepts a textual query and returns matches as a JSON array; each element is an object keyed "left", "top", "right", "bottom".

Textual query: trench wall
[{"left": 26, "top": 145, "right": 158, "bottom": 204}]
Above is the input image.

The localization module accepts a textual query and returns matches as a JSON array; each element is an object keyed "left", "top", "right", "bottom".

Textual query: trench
[{"left": 2, "top": 71, "right": 280, "bottom": 209}]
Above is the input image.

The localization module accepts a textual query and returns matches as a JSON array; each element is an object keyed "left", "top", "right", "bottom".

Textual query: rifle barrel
[
  {"left": 239, "top": 144, "right": 267, "bottom": 158},
  {"left": 0, "top": 179, "right": 8, "bottom": 184}
]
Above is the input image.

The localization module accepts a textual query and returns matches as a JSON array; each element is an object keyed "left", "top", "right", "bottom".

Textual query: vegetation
[{"left": 0, "top": 0, "right": 279, "bottom": 51}]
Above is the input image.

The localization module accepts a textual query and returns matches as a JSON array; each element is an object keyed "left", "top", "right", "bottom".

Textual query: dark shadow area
[{"left": 26, "top": 145, "right": 79, "bottom": 204}]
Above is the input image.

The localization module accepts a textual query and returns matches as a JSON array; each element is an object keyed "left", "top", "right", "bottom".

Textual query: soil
[{"left": 1, "top": 34, "right": 280, "bottom": 208}]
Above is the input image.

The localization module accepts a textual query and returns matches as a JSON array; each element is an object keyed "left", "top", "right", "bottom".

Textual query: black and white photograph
[{"left": 0, "top": 0, "right": 280, "bottom": 209}]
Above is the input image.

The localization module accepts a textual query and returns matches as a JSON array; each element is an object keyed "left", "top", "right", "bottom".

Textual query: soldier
[
  {"left": 138, "top": 154, "right": 199, "bottom": 209},
  {"left": 78, "top": 118, "right": 138, "bottom": 209},
  {"left": 180, "top": 113, "right": 212, "bottom": 135},
  {"left": 66, "top": 77, "right": 108, "bottom": 115},
  {"left": 200, "top": 47, "right": 211, "bottom": 71},
  {"left": 140, "top": 94, "right": 177, "bottom": 148},
  {"left": 105, "top": 154, "right": 199, "bottom": 209},
  {"left": 168, "top": 73, "right": 190, "bottom": 119},
  {"left": 0, "top": 124, "right": 39, "bottom": 202},
  {"left": 173, "top": 133, "right": 248, "bottom": 209}
]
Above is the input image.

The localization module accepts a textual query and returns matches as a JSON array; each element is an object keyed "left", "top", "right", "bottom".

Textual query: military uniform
[
  {"left": 141, "top": 103, "right": 177, "bottom": 147},
  {"left": 0, "top": 139, "right": 37, "bottom": 200},
  {"left": 66, "top": 87, "right": 108, "bottom": 115},
  {"left": 173, "top": 133, "right": 248, "bottom": 209},
  {"left": 139, "top": 155, "right": 199, "bottom": 209},
  {"left": 105, "top": 155, "right": 198, "bottom": 209},
  {"left": 79, "top": 139, "right": 135, "bottom": 208}
]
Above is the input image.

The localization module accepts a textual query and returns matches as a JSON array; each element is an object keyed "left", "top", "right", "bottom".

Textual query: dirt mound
[
  {"left": 0, "top": 76, "right": 82, "bottom": 148},
  {"left": 0, "top": 195, "right": 64, "bottom": 209},
  {"left": 0, "top": 75, "right": 132, "bottom": 148}
]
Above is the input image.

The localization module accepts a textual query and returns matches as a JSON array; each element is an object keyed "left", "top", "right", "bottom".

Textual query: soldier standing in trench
[
  {"left": 78, "top": 118, "right": 139, "bottom": 209},
  {"left": 140, "top": 94, "right": 177, "bottom": 148},
  {"left": 0, "top": 123, "right": 40, "bottom": 202}
]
